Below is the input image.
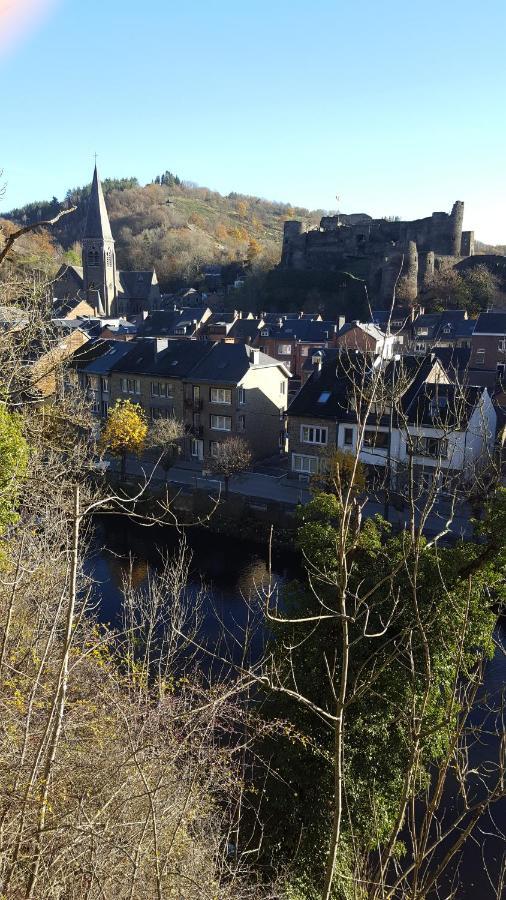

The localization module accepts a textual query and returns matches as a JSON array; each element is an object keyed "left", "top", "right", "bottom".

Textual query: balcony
[
  {"left": 186, "top": 424, "right": 204, "bottom": 438},
  {"left": 184, "top": 397, "right": 203, "bottom": 411}
]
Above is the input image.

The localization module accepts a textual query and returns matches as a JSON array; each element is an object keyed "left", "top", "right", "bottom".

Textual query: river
[{"left": 89, "top": 516, "right": 506, "bottom": 899}]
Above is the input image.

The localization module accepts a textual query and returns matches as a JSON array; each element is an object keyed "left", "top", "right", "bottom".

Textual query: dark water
[
  {"left": 87, "top": 515, "right": 300, "bottom": 665},
  {"left": 88, "top": 516, "right": 506, "bottom": 898}
]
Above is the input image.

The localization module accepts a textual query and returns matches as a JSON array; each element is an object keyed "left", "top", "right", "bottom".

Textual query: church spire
[
  {"left": 84, "top": 165, "right": 113, "bottom": 241},
  {"left": 82, "top": 164, "right": 117, "bottom": 315}
]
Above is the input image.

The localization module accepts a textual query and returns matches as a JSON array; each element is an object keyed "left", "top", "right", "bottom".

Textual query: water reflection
[{"left": 87, "top": 515, "right": 297, "bottom": 653}]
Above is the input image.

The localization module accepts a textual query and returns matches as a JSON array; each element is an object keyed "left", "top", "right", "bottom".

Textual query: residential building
[
  {"left": 470, "top": 311, "right": 506, "bottom": 384},
  {"left": 334, "top": 321, "right": 395, "bottom": 359},
  {"left": 253, "top": 317, "right": 343, "bottom": 377},
  {"left": 408, "top": 310, "right": 474, "bottom": 354},
  {"left": 79, "top": 339, "right": 290, "bottom": 463},
  {"left": 136, "top": 307, "right": 212, "bottom": 339},
  {"left": 74, "top": 340, "right": 133, "bottom": 417},
  {"left": 287, "top": 351, "right": 496, "bottom": 492},
  {"left": 179, "top": 342, "right": 290, "bottom": 463}
]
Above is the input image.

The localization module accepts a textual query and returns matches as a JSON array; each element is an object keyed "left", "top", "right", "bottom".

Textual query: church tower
[{"left": 82, "top": 165, "right": 117, "bottom": 316}]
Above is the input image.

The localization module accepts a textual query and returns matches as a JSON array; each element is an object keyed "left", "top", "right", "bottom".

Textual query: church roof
[
  {"left": 83, "top": 166, "right": 114, "bottom": 241},
  {"left": 116, "top": 270, "right": 156, "bottom": 301}
]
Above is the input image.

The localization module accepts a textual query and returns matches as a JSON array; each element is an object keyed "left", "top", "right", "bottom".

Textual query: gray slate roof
[
  {"left": 84, "top": 167, "right": 113, "bottom": 241},
  {"left": 117, "top": 270, "right": 157, "bottom": 302},
  {"left": 186, "top": 342, "right": 288, "bottom": 384},
  {"left": 473, "top": 312, "right": 506, "bottom": 334}
]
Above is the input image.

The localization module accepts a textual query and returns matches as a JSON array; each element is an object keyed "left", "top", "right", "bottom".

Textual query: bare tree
[
  {"left": 249, "top": 347, "right": 504, "bottom": 900},
  {"left": 208, "top": 435, "right": 253, "bottom": 496}
]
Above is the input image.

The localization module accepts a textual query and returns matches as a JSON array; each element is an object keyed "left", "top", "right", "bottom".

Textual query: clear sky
[{"left": 1, "top": 0, "right": 505, "bottom": 243}]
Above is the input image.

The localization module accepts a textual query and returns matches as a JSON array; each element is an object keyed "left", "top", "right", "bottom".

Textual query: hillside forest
[{"left": 2, "top": 172, "right": 506, "bottom": 318}]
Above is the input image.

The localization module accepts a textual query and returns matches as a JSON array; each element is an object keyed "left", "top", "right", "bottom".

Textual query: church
[{"left": 53, "top": 165, "right": 161, "bottom": 318}]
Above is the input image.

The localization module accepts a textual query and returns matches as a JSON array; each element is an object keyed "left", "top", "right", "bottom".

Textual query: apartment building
[{"left": 287, "top": 351, "right": 496, "bottom": 492}]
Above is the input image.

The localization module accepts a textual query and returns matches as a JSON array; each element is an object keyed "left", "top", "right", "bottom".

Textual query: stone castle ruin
[{"left": 280, "top": 202, "right": 475, "bottom": 303}]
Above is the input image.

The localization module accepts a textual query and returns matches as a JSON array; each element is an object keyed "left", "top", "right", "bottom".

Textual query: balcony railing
[{"left": 184, "top": 397, "right": 203, "bottom": 411}]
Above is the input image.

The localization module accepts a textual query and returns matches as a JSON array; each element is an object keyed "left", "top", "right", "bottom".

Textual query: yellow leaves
[{"left": 100, "top": 399, "right": 148, "bottom": 457}]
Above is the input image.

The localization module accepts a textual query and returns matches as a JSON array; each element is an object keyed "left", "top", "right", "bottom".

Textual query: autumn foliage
[{"left": 100, "top": 400, "right": 147, "bottom": 478}]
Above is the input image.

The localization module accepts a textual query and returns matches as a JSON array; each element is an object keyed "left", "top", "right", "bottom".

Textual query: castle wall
[
  {"left": 280, "top": 201, "right": 470, "bottom": 303},
  {"left": 461, "top": 231, "right": 474, "bottom": 257}
]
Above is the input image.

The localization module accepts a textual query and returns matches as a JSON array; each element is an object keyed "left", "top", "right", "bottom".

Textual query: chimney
[
  {"left": 312, "top": 351, "right": 323, "bottom": 373},
  {"left": 338, "top": 315, "right": 345, "bottom": 331},
  {"left": 250, "top": 348, "right": 260, "bottom": 364},
  {"left": 153, "top": 338, "right": 169, "bottom": 357}
]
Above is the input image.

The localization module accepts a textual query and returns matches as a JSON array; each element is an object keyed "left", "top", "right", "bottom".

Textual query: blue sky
[{"left": 1, "top": 0, "right": 505, "bottom": 243}]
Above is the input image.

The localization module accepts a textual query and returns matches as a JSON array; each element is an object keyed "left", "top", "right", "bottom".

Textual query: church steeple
[{"left": 82, "top": 165, "right": 117, "bottom": 315}]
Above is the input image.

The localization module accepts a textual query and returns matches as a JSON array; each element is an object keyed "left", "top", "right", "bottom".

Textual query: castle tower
[{"left": 82, "top": 165, "right": 117, "bottom": 315}]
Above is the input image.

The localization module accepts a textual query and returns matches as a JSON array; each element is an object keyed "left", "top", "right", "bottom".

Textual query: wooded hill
[
  {"left": 3, "top": 174, "right": 505, "bottom": 317},
  {"left": 3, "top": 173, "right": 324, "bottom": 290}
]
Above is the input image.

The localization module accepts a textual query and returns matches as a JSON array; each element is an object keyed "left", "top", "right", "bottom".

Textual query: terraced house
[{"left": 76, "top": 338, "right": 289, "bottom": 463}]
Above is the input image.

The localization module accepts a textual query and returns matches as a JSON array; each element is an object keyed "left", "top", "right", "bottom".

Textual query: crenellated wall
[{"left": 280, "top": 201, "right": 472, "bottom": 303}]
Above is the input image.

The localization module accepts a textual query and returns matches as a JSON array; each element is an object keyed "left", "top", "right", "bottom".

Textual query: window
[
  {"left": 344, "top": 427, "right": 353, "bottom": 446},
  {"left": 499, "top": 339, "right": 506, "bottom": 353},
  {"left": 210, "top": 387, "right": 232, "bottom": 404},
  {"left": 318, "top": 391, "right": 331, "bottom": 404},
  {"left": 151, "top": 381, "right": 172, "bottom": 398},
  {"left": 475, "top": 349, "right": 485, "bottom": 367},
  {"left": 91, "top": 398, "right": 101, "bottom": 414},
  {"left": 278, "top": 344, "right": 292, "bottom": 356},
  {"left": 292, "top": 454, "right": 318, "bottom": 474},
  {"left": 210, "top": 415, "right": 231, "bottom": 431},
  {"left": 238, "top": 387, "right": 246, "bottom": 405},
  {"left": 416, "top": 327, "right": 429, "bottom": 336},
  {"left": 191, "top": 439, "right": 204, "bottom": 460},
  {"left": 238, "top": 414, "right": 246, "bottom": 431},
  {"left": 301, "top": 424, "right": 327, "bottom": 445},
  {"left": 261, "top": 329, "right": 269, "bottom": 337},
  {"left": 210, "top": 441, "right": 220, "bottom": 457},
  {"left": 363, "top": 429, "right": 389, "bottom": 449},
  {"left": 412, "top": 436, "right": 448, "bottom": 458},
  {"left": 101, "top": 376, "right": 109, "bottom": 393},
  {"left": 121, "top": 377, "right": 140, "bottom": 395},
  {"left": 301, "top": 346, "right": 309, "bottom": 357},
  {"left": 151, "top": 407, "right": 173, "bottom": 420},
  {"left": 280, "top": 381, "right": 286, "bottom": 395}
]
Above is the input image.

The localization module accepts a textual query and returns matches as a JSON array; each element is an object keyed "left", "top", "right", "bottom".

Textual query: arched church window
[{"left": 88, "top": 247, "right": 99, "bottom": 266}]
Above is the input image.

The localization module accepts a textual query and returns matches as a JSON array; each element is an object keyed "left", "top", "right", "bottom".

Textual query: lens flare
[{"left": 0, "top": 0, "right": 59, "bottom": 58}]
